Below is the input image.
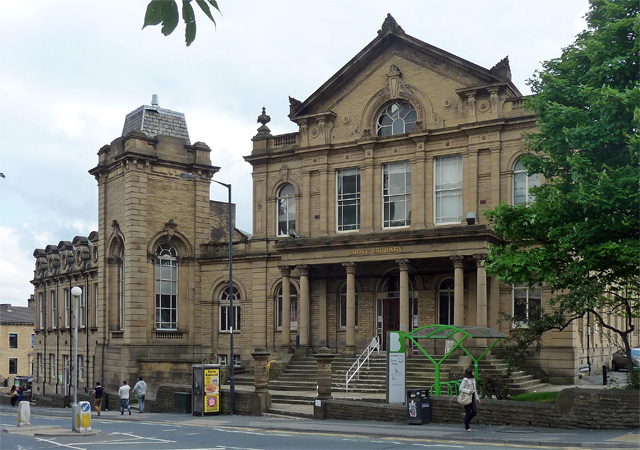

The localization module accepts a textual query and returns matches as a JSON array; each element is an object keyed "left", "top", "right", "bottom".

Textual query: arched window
[
  {"left": 276, "top": 284, "right": 298, "bottom": 330},
  {"left": 438, "top": 278, "right": 455, "bottom": 325},
  {"left": 220, "top": 285, "right": 241, "bottom": 332},
  {"left": 155, "top": 244, "right": 178, "bottom": 330},
  {"left": 339, "top": 284, "right": 358, "bottom": 328},
  {"left": 277, "top": 183, "right": 296, "bottom": 237},
  {"left": 118, "top": 248, "right": 125, "bottom": 330},
  {"left": 513, "top": 158, "right": 541, "bottom": 206},
  {"left": 376, "top": 101, "right": 417, "bottom": 137}
]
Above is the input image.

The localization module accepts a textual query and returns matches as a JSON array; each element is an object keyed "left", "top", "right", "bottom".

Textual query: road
[{"left": 2, "top": 408, "right": 638, "bottom": 450}]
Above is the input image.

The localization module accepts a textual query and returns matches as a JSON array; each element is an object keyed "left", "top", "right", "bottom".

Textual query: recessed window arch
[
  {"left": 277, "top": 183, "right": 296, "bottom": 237},
  {"left": 219, "top": 285, "right": 241, "bottom": 332},
  {"left": 376, "top": 101, "right": 417, "bottom": 137},
  {"left": 513, "top": 157, "right": 541, "bottom": 206},
  {"left": 438, "top": 278, "right": 455, "bottom": 325},
  {"left": 276, "top": 283, "right": 298, "bottom": 330},
  {"left": 155, "top": 243, "right": 178, "bottom": 330},
  {"left": 338, "top": 283, "right": 358, "bottom": 329}
]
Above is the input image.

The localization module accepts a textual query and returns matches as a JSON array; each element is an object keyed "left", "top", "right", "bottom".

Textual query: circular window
[{"left": 376, "top": 101, "right": 417, "bottom": 137}]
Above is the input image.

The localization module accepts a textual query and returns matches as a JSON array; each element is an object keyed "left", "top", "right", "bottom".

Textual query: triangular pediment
[{"left": 289, "top": 15, "right": 521, "bottom": 131}]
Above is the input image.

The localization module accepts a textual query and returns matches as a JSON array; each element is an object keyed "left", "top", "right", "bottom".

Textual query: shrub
[{"left": 477, "top": 373, "right": 511, "bottom": 399}]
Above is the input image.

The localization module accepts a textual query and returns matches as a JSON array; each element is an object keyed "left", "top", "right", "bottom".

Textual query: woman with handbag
[{"left": 459, "top": 367, "right": 480, "bottom": 431}]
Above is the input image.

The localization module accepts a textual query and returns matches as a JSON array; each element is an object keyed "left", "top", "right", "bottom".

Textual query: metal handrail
[{"left": 346, "top": 335, "right": 380, "bottom": 392}]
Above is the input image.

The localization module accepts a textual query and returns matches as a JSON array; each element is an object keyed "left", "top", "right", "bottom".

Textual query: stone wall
[{"left": 325, "top": 389, "right": 640, "bottom": 430}]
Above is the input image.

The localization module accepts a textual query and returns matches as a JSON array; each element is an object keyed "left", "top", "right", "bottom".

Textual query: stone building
[
  {"left": 0, "top": 300, "right": 34, "bottom": 383},
  {"left": 31, "top": 16, "right": 635, "bottom": 402}
]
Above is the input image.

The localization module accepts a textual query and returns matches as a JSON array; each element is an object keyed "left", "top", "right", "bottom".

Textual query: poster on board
[{"left": 203, "top": 368, "right": 220, "bottom": 414}]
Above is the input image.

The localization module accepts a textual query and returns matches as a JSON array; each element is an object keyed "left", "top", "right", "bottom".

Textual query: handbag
[{"left": 457, "top": 392, "right": 472, "bottom": 406}]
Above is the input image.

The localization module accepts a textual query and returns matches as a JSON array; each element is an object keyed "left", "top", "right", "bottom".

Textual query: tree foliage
[
  {"left": 143, "top": 0, "right": 220, "bottom": 46},
  {"left": 485, "top": 0, "right": 639, "bottom": 386}
]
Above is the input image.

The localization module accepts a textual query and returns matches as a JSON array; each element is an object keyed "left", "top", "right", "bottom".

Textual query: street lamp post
[
  {"left": 70, "top": 286, "right": 82, "bottom": 431},
  {"left": 179, "top": 172, "right": 235, "bottom": 415}
]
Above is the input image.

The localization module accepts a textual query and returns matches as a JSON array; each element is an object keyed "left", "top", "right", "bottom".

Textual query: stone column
[
  {"left": 250, "top": 347, "right": 271, "bottom": 416},
  {"left": 474, "top": 254, "right": 488, "bottom": 347},
  {"left": 313, "top": 347, "right": 337, "bottom": 420},
  {"left": 343, "top": 262, "right": 356, "bottom": 356},
  {"left": 297, "top": 265, "right": 310, "bottom": 352},
  {"left": 451, "top": 256, "right": 465, "bottom": 327},
  {"left": 279, "top": 265, "right": 292, "bottom": 351},
  {"left": 397, "top": 259, "right": 410, "bottom": 333}
]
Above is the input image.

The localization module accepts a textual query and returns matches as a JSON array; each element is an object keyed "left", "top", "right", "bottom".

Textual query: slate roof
[
  {"left": 0, "top": 304, "right": 34, "bottom": 325},
  {"left": 122, "top": 95, "right": 190, "bottom": 144}
]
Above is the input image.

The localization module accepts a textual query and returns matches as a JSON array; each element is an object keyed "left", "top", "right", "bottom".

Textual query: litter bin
[
  {"left": 406, "top": 389, "right": 431, "bottom": 424},
  {"left": 175, "top": 392, "right": 192, "bottom": 414}
]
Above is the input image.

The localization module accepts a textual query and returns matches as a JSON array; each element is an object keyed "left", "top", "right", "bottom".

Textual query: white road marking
[{"left": 34, "top": 438, "right": 86, "bottom": 450}]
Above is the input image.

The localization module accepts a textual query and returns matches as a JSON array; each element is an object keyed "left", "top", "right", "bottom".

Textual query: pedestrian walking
[
  {"left": 459, "top": 367, "right": 481, "bottom": 431},
  {"left": 132, "top": 376, "right": 147, "bottom": 413},
  {"left": 118, "top": 380, "right": 132, "bottom": 415},
  {"left": 91, "top": 382, "right": 104, "bottom": 416},
  {"left": 17, "top": 386, "right": 23, "bottom": 403},
  {"left": 9, "top": 385, "right": 17, "bottom": 407}
]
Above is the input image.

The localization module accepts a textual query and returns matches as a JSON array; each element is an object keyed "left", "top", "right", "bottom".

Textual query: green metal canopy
[{"left": 404, "top": 324, "right": 507, "bottom": 396}]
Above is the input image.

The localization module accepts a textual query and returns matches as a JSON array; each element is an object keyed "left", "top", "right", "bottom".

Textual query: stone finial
[
  {"left": 254, "top": 107, "right": 272, "bottom": 139},
  {"left": 257, "top": 107, "right": 271, "bottom": 126},
  {"left": 378, "top": 14, "right": 405, "bottom": 36},
  {"left": 490, "top": 56, "right": 512, "bottom": 80}
]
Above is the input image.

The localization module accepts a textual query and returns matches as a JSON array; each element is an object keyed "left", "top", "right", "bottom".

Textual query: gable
[{"left": 288, "top": 16, "right": 522, "bottom": 145}]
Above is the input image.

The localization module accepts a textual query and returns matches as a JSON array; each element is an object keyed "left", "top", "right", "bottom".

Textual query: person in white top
[
  {"left": 459, "top": 367, "right": 481, "bottom": 431},
  {"left": 118, "top": 380, "right": 132, "bottom": 416},
  {"left": 132, "top": 376, "right": 148, "bottom": 413}
]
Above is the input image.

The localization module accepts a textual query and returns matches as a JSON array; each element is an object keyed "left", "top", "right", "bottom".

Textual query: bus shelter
[{"left": 405, "top": 325, "right": 507, "bottom": 396}]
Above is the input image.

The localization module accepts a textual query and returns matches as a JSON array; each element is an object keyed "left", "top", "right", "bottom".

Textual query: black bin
[
  {"left": 175, "top": 392, "right": 192, "bottom": 414},
  {"left": 406, "top": 389, "right": 431, "bottom": 424}
]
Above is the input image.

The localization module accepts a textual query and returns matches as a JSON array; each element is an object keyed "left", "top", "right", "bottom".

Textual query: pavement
[{"left": 2, "top": 372, "right": 638, "bottom": 449}]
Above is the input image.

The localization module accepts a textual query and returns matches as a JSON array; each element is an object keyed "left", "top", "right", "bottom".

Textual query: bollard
[
  {"left": 17, "top": 401, "right": 31, "bottom": 427},
  {"left": 602, "top": 365, "right": 608, "bottom": 385},
  {"left": 76, "top": 401, "right": 92, "bottom": 431}
]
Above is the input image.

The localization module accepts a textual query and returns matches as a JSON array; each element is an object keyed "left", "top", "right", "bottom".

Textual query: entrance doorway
[{"left": 382, "top": 298, "right": 399, "bottom": 350}]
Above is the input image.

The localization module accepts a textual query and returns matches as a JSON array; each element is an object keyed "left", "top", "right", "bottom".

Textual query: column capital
[
  {"left": 278, "top": 265, "right": 292, "bottom": 277},
  {"left": 395, "top": 259, "right": 410, "bottom": 271},
  {"left": 450, "top": 255, "right": 465, "bottom": 268},
  {"left": 342, "top": 262, "right": 356, "bottom": 274},
  {"left": 473, "top": 254, "right": 488, "bottom": 267},
  {"left": 296, "top": 264, "right": 309, "bottom": 276}
]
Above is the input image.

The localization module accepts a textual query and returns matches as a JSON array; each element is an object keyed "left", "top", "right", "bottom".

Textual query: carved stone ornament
[
  {"left": 387, "top": 64, "right": 402, "bottom": 98},
  {"left": 378, "top": 13, "right": 405, "bottom": 35},
  {"left": 280, "top": 165, "right": 289, "bottom": 182},
  {"left": 164, "top": 219, "right": 177, "bottom": 236},
  {"left": 254, "top": 107, "right": 272, "bottom": 139}
]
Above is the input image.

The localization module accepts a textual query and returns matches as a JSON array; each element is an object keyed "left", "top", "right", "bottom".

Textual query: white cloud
[{"left": 0, "top": 227, "right": 36, "bottom": 305}]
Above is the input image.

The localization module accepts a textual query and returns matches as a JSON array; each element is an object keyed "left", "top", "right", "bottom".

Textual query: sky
[{"left": 0, "top": 0, "right": 590, "bottom": 307}]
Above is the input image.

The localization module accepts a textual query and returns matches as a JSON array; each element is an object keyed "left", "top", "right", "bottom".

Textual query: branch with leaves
[{"left": 143, "top": 0, "right": 220, "bottom": 46}]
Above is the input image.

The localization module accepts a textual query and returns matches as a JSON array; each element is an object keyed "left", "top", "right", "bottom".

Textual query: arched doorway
[{"left": 376, "top": 272, "right": 417, "bottom": 350}]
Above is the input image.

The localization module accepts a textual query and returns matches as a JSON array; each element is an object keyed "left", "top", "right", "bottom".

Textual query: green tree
[
  {"left": 143, "top": 0, "right": 220, "bottom": 46},
  {"left": 486, "top": 0, "right": 639, "bottom": 387}
]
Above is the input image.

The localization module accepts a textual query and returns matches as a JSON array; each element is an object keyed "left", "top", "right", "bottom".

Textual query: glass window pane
[{"left": 392, "top": 119, "right": 404, "bottom": 135}]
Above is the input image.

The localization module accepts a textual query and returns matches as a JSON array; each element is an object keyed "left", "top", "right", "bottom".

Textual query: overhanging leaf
[
  {"left": 195, "top": 0, "right": 217, "bottom": 25},
  {"left": 183, "top": 0, "right": 196, "bottom": 46},
  {"left": 160, "top": 1, "right": 180, "bottom": 36}
]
